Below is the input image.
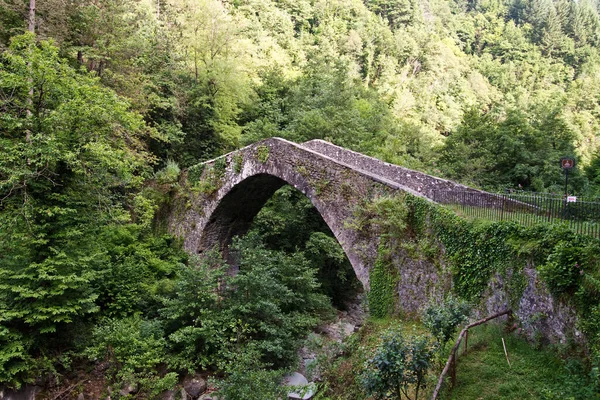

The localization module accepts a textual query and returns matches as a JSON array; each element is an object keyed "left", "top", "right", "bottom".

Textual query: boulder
[
  {"left": 0, "top": 385, "right": 42, "bottom": 400},
  {"left": 183, "top": 375, "right": 207, "bottom": 399},
  {"left": 283, "top": 372, "right": 315, "bottom": 400},
  {"left": 119, "top": 382, "right": 138, "bottom": 397},
  {"left": 160, "top": 389, "right": 177, "bottom": 400}
]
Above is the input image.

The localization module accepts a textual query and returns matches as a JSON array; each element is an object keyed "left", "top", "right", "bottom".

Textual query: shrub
[
  {"left": 155, "top": 159, "right": 181, "bottom": 184},
  {"left": 84, "top": 316, "right": 177, "bottom": 397},
  {"left": 217, "top": 347, "right": 286, "bottom": 400},
  {"left": 361, "top": 328, "right": 435, "bottom": 400},
  {"left": 422, "top": 295, "right": 471, "bottom": 348}
]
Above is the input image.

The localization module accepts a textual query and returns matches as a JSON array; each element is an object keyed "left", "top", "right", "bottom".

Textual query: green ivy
[
  {"left": 358, "top": 193, "right": 600, "bottom": 360},
  {"left": 368, "top": 245, "right": 398, "bottom": 318}
]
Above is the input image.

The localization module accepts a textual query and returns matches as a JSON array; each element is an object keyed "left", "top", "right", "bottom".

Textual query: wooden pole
[{"left": 502, "top": 337, "right": 511, "bottom": 367}]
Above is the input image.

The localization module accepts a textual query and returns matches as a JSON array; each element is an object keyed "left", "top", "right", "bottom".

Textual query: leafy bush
[
  {"left": 159, "top": 251, "right": 229, "bottom": 372},
  {"left": 217, "top": 347, "right": 286, "bottom": 400},
  {"left": 361, "top": 328, "right": 435, "bottom": 400},
  {"left": 155, "top": 159, "right": 181, "bottom": 184},
  {"left": 224, "top": 234, "right": 333, "bottom": 367},
  {"left": 158, "top": 234, "right": 333, "bottom": 372},
  {"left": 422, "top": 295, "right": 471, "bottom": 347},
  {"left": 85, "top": 316, "right": 177, "bottom": 398},
  {"left": 541, "top": 359, "right": 600, "bottom": 400},
  {"left": 539, "top": 239, "right": 586, "bottom": 297}
]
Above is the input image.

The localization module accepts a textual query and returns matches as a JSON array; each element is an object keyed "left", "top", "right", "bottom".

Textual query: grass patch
[
  {"left": 445, "top": 324, "right": 565, "bottom": 400},
  {"left": 445, "top": 204, "right": 600, "bottom": 238},
  {"left": 318, "top": 319, "right": 595, "bottom": 399}
]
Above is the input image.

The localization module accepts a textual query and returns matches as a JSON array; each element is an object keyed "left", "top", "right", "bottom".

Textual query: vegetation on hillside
[{"left": 2, "top": 0, "right": 600, "bottom": 396}]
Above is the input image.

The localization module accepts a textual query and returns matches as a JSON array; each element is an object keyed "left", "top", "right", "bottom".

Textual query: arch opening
[{"left": 199, "top": 173, "right": 363, "bottom": 309}]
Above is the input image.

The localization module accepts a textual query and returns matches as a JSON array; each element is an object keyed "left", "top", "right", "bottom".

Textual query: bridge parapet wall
[{"left": 302, "top": 140, "right": 529, "bottom": 211}]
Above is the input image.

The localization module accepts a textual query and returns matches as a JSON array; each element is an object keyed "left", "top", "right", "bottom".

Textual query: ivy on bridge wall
[{"left": 361, "top": 194, "right": 600, "bottom": 355}]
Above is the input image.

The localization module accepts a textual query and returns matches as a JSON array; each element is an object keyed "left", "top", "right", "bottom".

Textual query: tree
[
  {"left": 0, "top": 33, "right": 153, "bottom": 385},
  {"left": 438, "top": 106, "right": 582, "bottom": 192}
]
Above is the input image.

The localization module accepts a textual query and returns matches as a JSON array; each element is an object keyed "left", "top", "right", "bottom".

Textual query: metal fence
[{"left": 431, "top": 190, "right": 600, "bottom": 238}]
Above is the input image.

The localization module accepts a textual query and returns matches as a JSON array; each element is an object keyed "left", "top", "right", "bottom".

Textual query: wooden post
[
  {"left": 450, "top": 356, "right": 456, "bottom": 387},
  {"left": 464, "top": 329, "right": 468, "bottom": 354}
]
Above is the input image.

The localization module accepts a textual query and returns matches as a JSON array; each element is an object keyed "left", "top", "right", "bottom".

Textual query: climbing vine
[
  {"left": 368, "top": 244, "right": 398, "bottom": 319},
  {"left": 355, "top": 193, "right": 600, "bottom": 355}
]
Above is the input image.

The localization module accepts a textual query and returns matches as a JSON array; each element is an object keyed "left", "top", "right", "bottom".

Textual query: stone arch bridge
[
  {"left": 165, "top": 138, "right": 580, "bottom": 344},
  {"left": 166, "top": 137, "right": 502, "bottom": 288}
]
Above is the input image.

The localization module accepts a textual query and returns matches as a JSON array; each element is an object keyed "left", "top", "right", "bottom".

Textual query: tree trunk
[
  {"left": 28, "top": 0, "right": 36, "bottom": 33},
  {"left": 26, "top": 0, "right": 36, "bottom": 143}
]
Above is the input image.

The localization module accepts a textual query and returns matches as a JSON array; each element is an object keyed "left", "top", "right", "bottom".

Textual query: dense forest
[{"left": 1, "top": 0, "right": 600, "bottom": 398}]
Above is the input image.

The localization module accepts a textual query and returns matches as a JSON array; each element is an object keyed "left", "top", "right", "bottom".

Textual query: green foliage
[
  {"left": 422, "top": 295, "right": 471, "bottom": 347},
  {"left": 159, "top": 251, "right": 228, "bottom": 372},
  {"left": 155, "top": 159, "right": 181, "bottom": 185},
  {"left": 159, "top": 234, "right": 332, "bottom": 372},
  {"left": 539, "top": 239, "right": 587, "bottom": 297},
  {"left": 85, "top": 316, "right": 178, "bottom": 398},
  {"left": 187, "top": 163, "right": 206, "bottom": 184},
  {"left": 368, "top": 247, "right": 399, "bottom": 319},
  {"left": 347, "top": 195, "right": 408, "bottom": 238},
  {"left": 213, "top": 157, "right": 228, "bottom": 176},
  {"left": 541, "top": 359, "right": 600, "bottom": 400},
  {"left": 233, "top": 153, "right": 244, "bottom": 173},
  {"left": 187, "top": 161, "right": 225, "bottom": 195},
  {"left": 445, "top": 324, "right": 576, "bottom": 400},
  {"left": 225, "top": 234, "right": 333, "bottom": 367},
  {"left": 0, "top": 328, "right": 33, "bottom": 388},
  {"left": 250, "top": 186, "right": 361, "bottom": 308},
  {"left": 438, "top": 108, "right": 583, "bottom": 192},
  {"left": 256, "top": 145, "right": 270, "bottom": 163},
  {"left": 361, "top": 327, "right": 435, "bottom": 400},
  {"left": 0, "top": 33, "right": 162, "bottom": 385},
  {"left": 217, "top": 347, "right": 287, "bottom": 400},
  {"left": 93, "top": 225, "right": 185, "bottom": 318}
]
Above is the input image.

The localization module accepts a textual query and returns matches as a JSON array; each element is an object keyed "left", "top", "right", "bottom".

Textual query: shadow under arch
[{"left": 197, "top": 172, "right": 364, "bottom": 294}]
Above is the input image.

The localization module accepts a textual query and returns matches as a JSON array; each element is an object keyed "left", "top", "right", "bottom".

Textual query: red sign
[{"left": 561, "top": 158, "right": 575, "bottom": 169}]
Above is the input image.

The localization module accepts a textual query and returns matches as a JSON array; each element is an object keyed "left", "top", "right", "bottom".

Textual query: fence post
[{"left": 450, "top": 355, "right": 456, "bottom": 388}]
